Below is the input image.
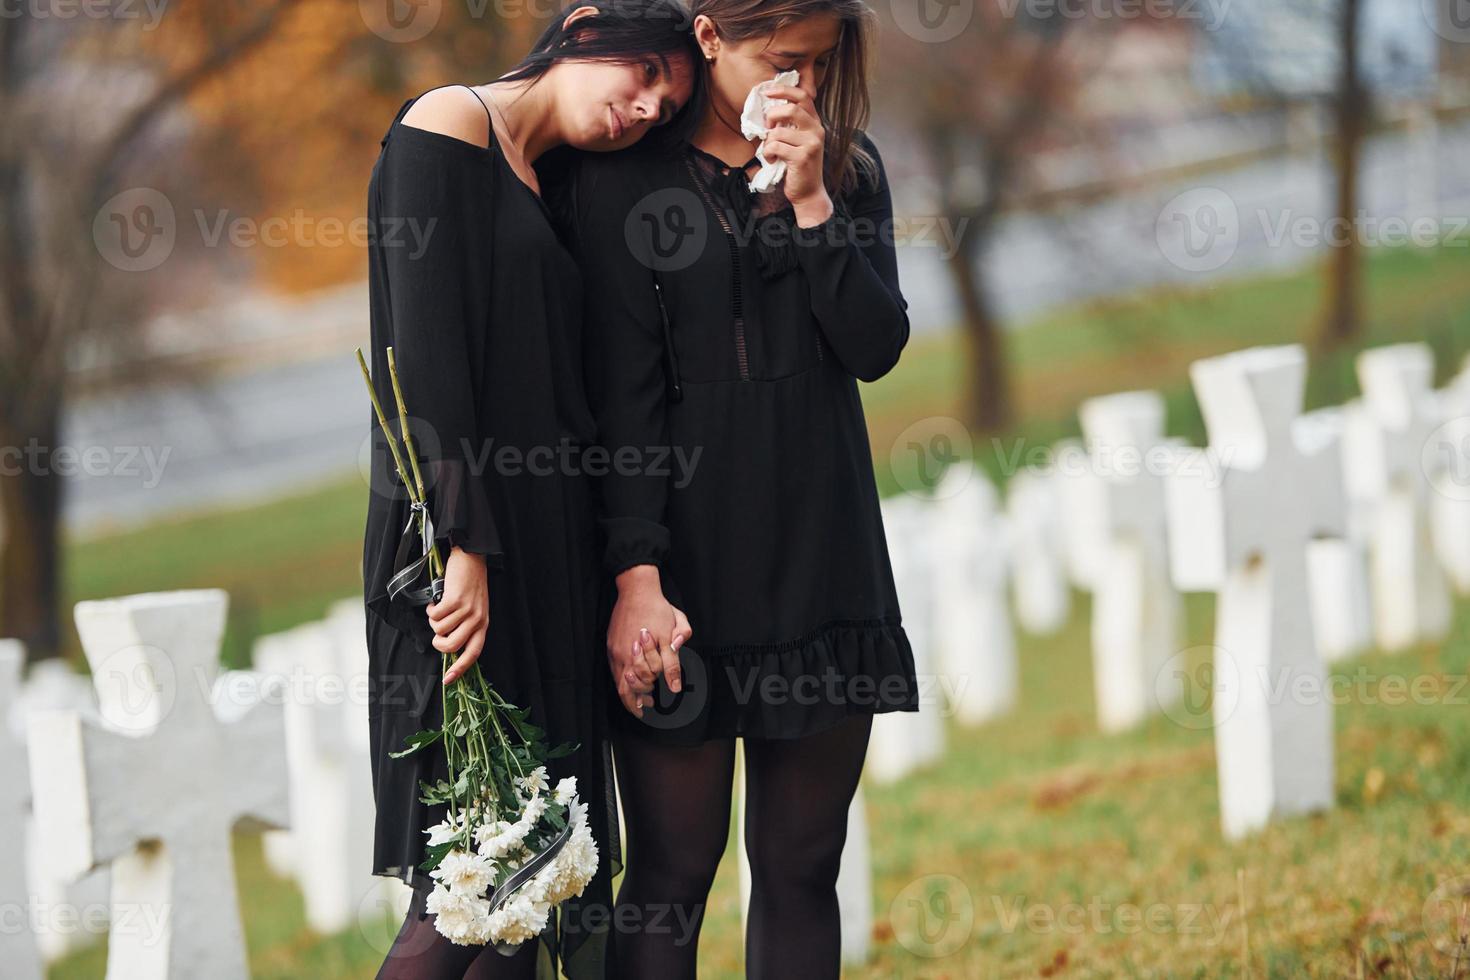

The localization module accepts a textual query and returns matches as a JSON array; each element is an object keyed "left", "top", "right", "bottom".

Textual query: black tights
[
  {"left": 610, "top": 713, "right": 873, "bottom": 979},
  {"left": 374, "top": 884, "right": 542, "bottom": 980}
]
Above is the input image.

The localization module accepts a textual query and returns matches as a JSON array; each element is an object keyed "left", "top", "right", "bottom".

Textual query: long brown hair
[{"left": 688, "top": 0, "right": 880, "bottom": 200}]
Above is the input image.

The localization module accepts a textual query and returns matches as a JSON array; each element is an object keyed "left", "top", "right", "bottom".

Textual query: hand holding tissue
[{"left": 739, "top": 69, "right": 800, "bottom": 193}]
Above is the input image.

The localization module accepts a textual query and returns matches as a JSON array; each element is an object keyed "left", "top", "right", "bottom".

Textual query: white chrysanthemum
[
  {"left": 519, "top": 793, "right": 548, "bottom": 827},
  {"left": 518, "top": 765, "right": 549, "bottom": 798},
  {"left": 474, "top": 819, "right": 514, "bottom": 856},
  {"left": 424, "top": 810, "right": 468, "bottom": 847},
  {"left": 487, "top": 888, "right": 552, "bottom": 946},
  {"left": 425, "top": 884, "right": 492, "bottom": 945},
  {"left": 477, "top": 815, "right": 531, "bottom": 860},
  {"left": 553, "top": 776, "right": 578, "bottom": 806},
  {"left": 430, "top": 848, "right": 496, "bottom": 896}
]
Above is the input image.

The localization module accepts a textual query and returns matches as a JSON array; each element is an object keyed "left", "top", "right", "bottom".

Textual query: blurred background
[{"left": 3, "top": 0, "right": 1469, "bottom": 976}]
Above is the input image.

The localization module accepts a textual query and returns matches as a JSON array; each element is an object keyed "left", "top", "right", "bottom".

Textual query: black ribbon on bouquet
[
  {"left": 487, "top": 820, "right": 576, "bottom": 956},
  {"left": 387, "top": 498, "right": 446, "bottom": 607}
]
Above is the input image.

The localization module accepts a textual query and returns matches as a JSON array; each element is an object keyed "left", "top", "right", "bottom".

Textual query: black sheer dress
[
  {"left": 361, "top": 87, "right": 621, "bottom": 978},
  {"left": 567, "top": 133, "right": 921, "bottom": 745}
]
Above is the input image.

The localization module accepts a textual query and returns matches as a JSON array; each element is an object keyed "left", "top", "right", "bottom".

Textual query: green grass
[{"left": 49, "top": 244, "right": 1470, "bottom": 977}]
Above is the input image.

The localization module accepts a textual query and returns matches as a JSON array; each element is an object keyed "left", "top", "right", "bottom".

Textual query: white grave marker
[
  {"left": 1430, "top": 354, "right": 1470, "bottom": 593},
  {"left": 1052, "top": 438, "right": 1110, "bottom": 590},
  {"left": 1296, "top": 407, "right": 1374, "bottom": 662},
  {"left": 1345, "top": 343, "right": 1451, "bottom": 650},
  {"left": 11, "top": 658, "right": 112, "bottom": 963},
  {"left": 0, "top": 641, "right": 43, "bottom": 980},
  {"left": 1164, "top": 345, "right": 1340, "bottom": 840},
  {"left": 253, "top": 601, "right": 400, "bottom": 935},
  {"left": 27, "top": 590, "right": 290, "bottom": 980},
  {"left": 868, "top": 494, "right": 944, "bottom": 784},
  {"left": 932, "top": 464, "right": 1017, "bottom": 726},
  {"left": 1005, "top": 466, "right": 1071, "bottom": 635},
  {"left": 1079, "top": 391, "right": 1184, "bottom": 732}
]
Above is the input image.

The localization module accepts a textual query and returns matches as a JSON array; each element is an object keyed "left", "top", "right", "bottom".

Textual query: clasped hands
[{"left": 608, "top": 564, "right": 693, "bottom": 719}]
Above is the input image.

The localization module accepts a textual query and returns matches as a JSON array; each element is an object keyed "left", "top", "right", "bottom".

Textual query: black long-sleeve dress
[
  {"left": 567, "top": 133, "right": 921, "bottom": 745},
  {"left": 361, "top": 89, "right": 620, "bottom": 977}
]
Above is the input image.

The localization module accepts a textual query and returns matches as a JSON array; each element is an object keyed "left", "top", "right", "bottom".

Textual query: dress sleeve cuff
[
  {"left": 791, "top": 197, "right": 855, "bottom": 248},
  {"left": 426, "top": 456, "right": 506, "bottom": 572},
  {"left": 600, "top": 516, "right": 671, "bottom": 577}
]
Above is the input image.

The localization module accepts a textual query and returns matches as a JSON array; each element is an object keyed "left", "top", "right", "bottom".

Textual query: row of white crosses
[
  {"left": 4, "top": 589, "right": 412, "bottom": 980},
  {"left": 860, "top": 340, "right": 1467, "bottom": 844}
]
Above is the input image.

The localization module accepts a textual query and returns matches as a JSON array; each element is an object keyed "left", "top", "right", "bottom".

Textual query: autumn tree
[
  {"left": 872, "top": 2, "right": 1107, "bottom": 435},
  {"left": 0, "top": 0, "right": 546, "bottom": 662}
]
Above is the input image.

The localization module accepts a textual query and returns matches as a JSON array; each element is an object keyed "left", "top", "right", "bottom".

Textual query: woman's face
[
  {"left": 696, "top": 13, "right": 841, "bottom": 118},
  {"left": 555, "top": 52, "right": 697, "bottom": 151}
]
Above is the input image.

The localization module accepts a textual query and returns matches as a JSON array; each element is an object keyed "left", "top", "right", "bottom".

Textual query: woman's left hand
[{"left": 759, "top": 84, "right": 833, "bottom": 225}]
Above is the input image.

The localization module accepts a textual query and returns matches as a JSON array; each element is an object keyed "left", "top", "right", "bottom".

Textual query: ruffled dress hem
[{"left": 611, "top": 616, "right": 919, "bottom": 744}]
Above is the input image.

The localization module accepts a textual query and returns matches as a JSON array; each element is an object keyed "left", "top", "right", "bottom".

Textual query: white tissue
[{"left": 739, "top": 70, "right": 799, "bottom": 193}]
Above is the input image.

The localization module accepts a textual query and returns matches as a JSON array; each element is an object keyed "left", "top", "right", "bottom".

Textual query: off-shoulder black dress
[
  {"left": 361, "top": 88, "right": 620, "bottom": 977},
  {"left": 568, "top": 134, "right": 921, "bottom": 745}
]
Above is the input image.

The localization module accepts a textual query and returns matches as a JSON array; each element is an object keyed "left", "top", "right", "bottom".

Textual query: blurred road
[{"left": 63, "top": 120, "right": 1470, "bottom": 537}]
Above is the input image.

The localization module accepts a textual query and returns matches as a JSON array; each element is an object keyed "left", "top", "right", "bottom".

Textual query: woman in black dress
[
  {"left": 567, "top": 0, "right": 919, "bottom": 975},
  {"left": 361, "top": 5, "right": 700, "bottom": 978}
]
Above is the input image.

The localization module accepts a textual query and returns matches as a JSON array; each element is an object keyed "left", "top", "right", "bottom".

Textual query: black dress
[
  {"left": 566, "top": 133, "right": 921, "bottom": 745},
  {"left": 361, "top": 88, "right": 620, "bottom": 978}
]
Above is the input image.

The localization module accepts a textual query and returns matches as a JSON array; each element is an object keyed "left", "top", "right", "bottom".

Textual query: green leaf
[
  {"left": 545, "top": 739, "right": 580, "bottom": 760},
  {"left": 419, "top": 841, "right": 453, "bottom": 874},
  {"left": 389, "top": 728, "right": 444, "bottom": 758}
]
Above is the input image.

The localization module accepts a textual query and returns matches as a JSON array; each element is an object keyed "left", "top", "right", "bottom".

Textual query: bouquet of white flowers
[{"left": 357, "top": 347, "right": 599, "bottom": 951}]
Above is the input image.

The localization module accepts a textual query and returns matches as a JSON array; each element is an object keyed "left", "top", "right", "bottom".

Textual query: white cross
[
  {"left": 1079, "top": 391, "right": 1184, "bottom": 732},
  {"left": 1051, "top": 438, "right": 1111, "bottom": 590},
  {"left": 27, "top": 590, "right": 290, "bottom": 980},
  {"left": 1164, "top": 345, "right": 1341, "bottom": 840},
  {"left": 868, "top": 494, "right": 945, "bottom": 785},
  {"left": 0, "top": 640, "right": 43, "bottom": 980},
  {"left": 1430, "top": 353, "right": 1470, "bottom": 593},
  {"left": 932, "top": 464, "right": 1017, "bottom": 727},
  {"left": 1296, "top": 407, "right": 1374, "bottom": 662},
  {"left": 13, "top": 658, "right": 111, "bottom": 963},
  {"left": 255, "top": 602, "right": 408, "bottom": 935},
  {"left": 1004, "top": 466, "right": 1071, "bottom": 636},
  {"left": 1344, "top": 342, "right": 1452, "bottom": 650}
]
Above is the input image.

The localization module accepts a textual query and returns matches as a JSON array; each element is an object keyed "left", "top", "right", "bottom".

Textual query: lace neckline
[
  {"left": 682, "top": 140, "right": 801, "bottom": 280},
  {"left": 683, "top": 139, "right": 760, "bottom": 174}
]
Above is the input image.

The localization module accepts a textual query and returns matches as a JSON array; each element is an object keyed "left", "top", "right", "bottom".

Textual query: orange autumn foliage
[{"left": 144, "top": 0, "right": 544, "bottom": 293}]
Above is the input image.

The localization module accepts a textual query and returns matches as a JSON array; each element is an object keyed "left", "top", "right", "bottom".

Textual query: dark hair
[{"left": 503, "top": 0, "right": 708, "bottom": 151}]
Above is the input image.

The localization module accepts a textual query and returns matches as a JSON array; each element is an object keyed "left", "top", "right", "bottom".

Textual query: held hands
[
  {"left": 758, "top": 84, "right": 834, "bottom": 227},
  {"left": 427, "top": 545, "right": 490, "bottom": 686},
  {"left": 608, "top": 565, "right": 694, "bottom": 719}
]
